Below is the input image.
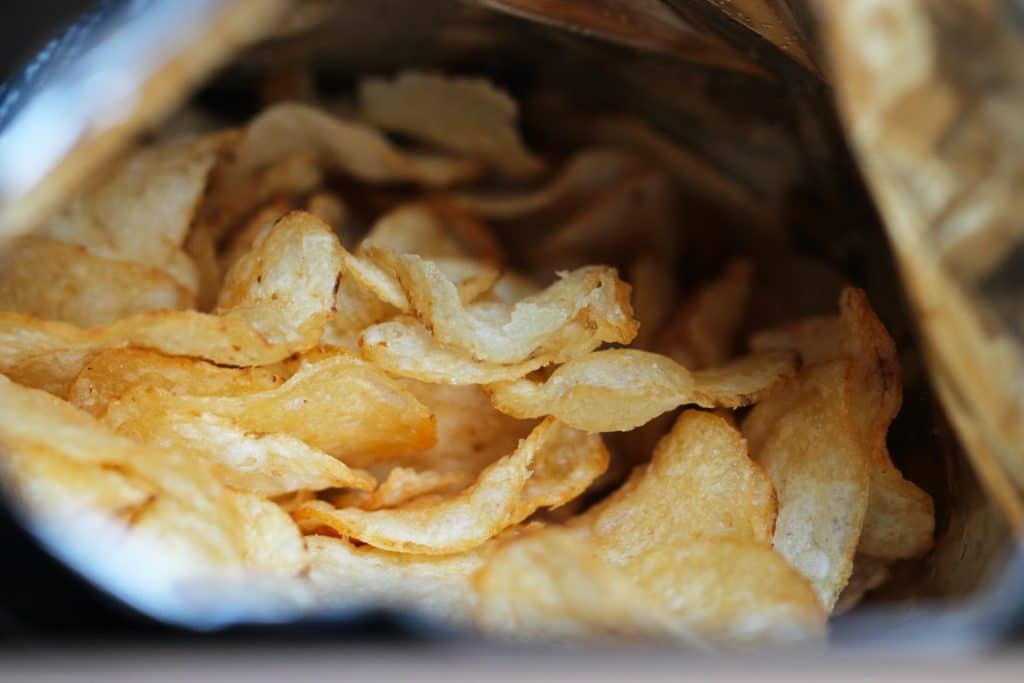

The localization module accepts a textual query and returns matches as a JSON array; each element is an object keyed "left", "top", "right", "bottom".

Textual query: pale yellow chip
[
  {"left": 453, "top": 147, "right": 644, "bottom": 219},
  {"left": 360, "top": 317, "right": 600, "bottom": 385},
  {"left": 624, "top": 540, "right": 826, "bottom": 644},
  {"left": 0, "top": 212, "right": 342, "bottom": 386},
  {"left": 360, "top": 201, "right": 502, "bottom": 266},
  {"left": 306, "top": 534, "right": 485, "bottom": 626},
  {"left": 359, "top": 71, "right": 543, "bottom": 177},
  {"left": 293, "top": 419, "right": 603, "bottom": 554},
  {"left": 0, "top": 237, "right": 193, "bottom": 326},
  {"left": 331, "top": 467, "right": 474, "bottom": 511},
  {"left": 473, "top": 526, "right": 701, "bottom": 645},
  {"left": 38, "top": 133, "right": 231, "bottom": 294},
  {"left": 485, "top": 349, "right": 796, "bottom": 432},
  {"left": 114, "top": 411, "right": 376, "bottom": 497},
  {"left": 579, "top": 410, "right": 777, "bottom": 566},
  {"left": 751, "top": 360, "right": 869, "bottom": 611},
  {"left": 233, "top": 102, "right": 482, "bottom": 188},
  {"left": 103, "top": 351, "right": 436, "bottom": 467},
  {"left": 219, "top": 201, "right": 291, "bottom": 274},
  {"left": 68, "top": 348, "right": 285, "bottom": 417},
  {"left": 747, "top": 287, "right": 934, "bottom": 560},
  {"left": 657, "top": 259, "right": 753, "bottom": 370},
  {"left": 376, "top": 255, "right": 637, "bottom": 363}
]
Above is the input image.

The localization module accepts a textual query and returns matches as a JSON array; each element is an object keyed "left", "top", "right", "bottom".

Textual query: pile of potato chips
[{"left": 0, "top": 72, "right": 934, "bottom": 644}]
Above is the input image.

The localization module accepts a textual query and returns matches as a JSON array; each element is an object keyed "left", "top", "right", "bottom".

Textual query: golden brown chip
[
  {"left": 625, "top": 540, "right": 826, "bottom": 644},
  {"left": 103, "top": 351, "right": 436, "bottom": 467},
  {"left": 485, "top": 349, "right": 796, "bottom": 432},
  {"left": 293, "top": 419, "right": 602, "bottom": 554},
  {"left": 359, "top": 71, "right": 543, "bottom": 177},
  {"left": 751, "top": 360, "right": 869, "bottom": 611},
  {"left": 37, "top": 134, "right": 230, "bottom": 294},
  {"left": 580, "top": 410, "right": 777, "bottom": 566},
  {"left": 0, "top": 212, "right": 342, "bottom": 383},
  {"left": 657, "top": 260, "right": 753, "bottom": 370},
  {"left": 114, "top": 411, "right": 376, "bottom": 497},
  {"left": 473, "top": 527, "right": 699, "bottom": 644},
  {"left": 68, "top": 348, "right": 285, "bottom": 417},
  {"left": 332, "top": 467, "right": 474, "bottom": 511},
  {"left": 747, "top": 288, "right": 934, "bottom": 561},
  {"left": 0, "top": 237, "right": 193, "bottom": 326}
]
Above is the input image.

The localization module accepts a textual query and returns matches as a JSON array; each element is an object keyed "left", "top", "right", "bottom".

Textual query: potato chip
[
  {"left": 332, "top": 467, "right": 473, "bottom": 511},
  {"left": 528, "top": 171, "right": 677, "bottom": 270},
  {"left": 306, "top": 192, "right": 349, "bottom": 234},
  {"left": 360, "top": 202, "right": 501, "bottom": 265},
  {"left": 485, "top": 271, "right": 542, "bottom": 304},
  {"left": 0, "top": 375, "right": 305, "bottom": 578},
  {"left": 747, "top": 288, "right": 934, "bottom": 560},
  {"left": 0, "top": 237, "right": 193, "bottom": 326},
  {"left": 624, "top": 540, "right": 826, "bottom": 644},
  {"left": 218, "top": 201, "right": 290, "bottom": 274},
  {"left": 114, "top": 411, "right": 376, "bottom": 497},
  {"left": 68, "top": 348, "right": 285, "bottom": 417},
  {"left": 657, "top": 260, "right": 753, "bottom": 370},
  {"left": 473, "top": 527, "right": 699, "bottom": 644},
  {"left": 833, "top": 556, "right": 890, "bottom": 615},
  {"left": 233, "top": 102, "right": 482, "bottom": 188},
  {"left": 293, "top": 419, "right": 602, "bottom": 554},
  {"left": 395, "top": 381, "right": 535, "bottom": 474},
  {"left": 0, "top": 212, "right": 342, "bottom": 382},
  {"left": 38, "top": 133, "right": 231, "bottom": 293},
  {"left": 629, "top": 255, "right": 677, "bottom": 350},
  {"left": 453, "top": 147, "right": 644, "bottom": 220},
  {"left": 485, "top": 349, "right": 796, "bottom": 432},
  {"left": 359, "top": 71, "right": 543, "bottom": 177},
  {"left": 306, "top": 534, "right": 485, "bottom": 625},
  {"left": 378, "top": 256, "right": 637, "bottom": 363},
  {"left": 359, "top": 318, "right": 551, "bottom": 384},
  {"left": 103, "top": 351, "right": 436, "bottom": 467},
  {"left": 183, "top": 224, "right": 222, "bottom": 312},
  {"left": 229, "top": 491, "right": 308, "bottom": 576},
  {"left": 580, "top": 410, "right": 776, "bottom": 566},
  {"left": 751, "top": 360, "right": 869, "bottom": 611}
]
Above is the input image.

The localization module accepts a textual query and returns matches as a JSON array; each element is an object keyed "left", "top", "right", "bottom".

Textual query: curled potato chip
[
  {"left": 0, "top": 375, "right": 306, "bottom": 579},
  {"left": 657, "top": 260, "right": 753, "bottom": 370},
  {"left": 485, "top": 349, "right": 796, "bottom": 432},
  {"left": 293, "top": 419, "right": 602, "bottom": 554},
  {"left": 40, "top": 134, "right": 231, "bottom": 293},
  {"left": 332, "top": 467, "right": 474, "bottom": 511},
  {"left": 360, "top": 317, "right": 600, "bottom": 385},
  {"left": 751, "top": 360, "right": 868, "bottom": 611},
  {"left": 486, "top": 271, "right": 542, "bottom": 304},
  {"left": 0, "top": 212, "right": 342, "bottom": 382},
  {"left": 234, "top": 102, "right": 482, "bottom": 187},
  {"left": 114, "top": 411, "right": 376, "bottom": 497},
  {"left": 0, "top": 237, "right": 193, "bottom": 326},
  {"left": 380, "top": 255, "right": 637, "bottom": 363},
  {"left": 359, "top": 71, "right": 543, "bottom": 177},
  {"left": 228, "top": 490, "right": 308, "bottom": 577},
  {"left": 68, "top": 348, "right": 285, "bottom": 417},
  {"left": 306, "top": 534, "right": 484, "bottom": 625},
  {"left": 625, "top": 540, "right": 826, "bottom": 644},
  {"left": 580, "top": 410, "right": 776, "bottom": 566},
  {"left": 453, "top": 147, "right": 644, "bottom": 220},
  {"left": 747, "top": 288, "right": 934, "bottom": 560},
  {"left": 104, "top": 351, "right": 436, "bottom": 467},
  {"left": 219, "top": 201, "right": 290, "bottom": 274},
  {"left": 473, "top": 527, "right": 698, "bottom": 644},
  {"left": 361, "top": 201, "right": 502, "bottom": 266}
]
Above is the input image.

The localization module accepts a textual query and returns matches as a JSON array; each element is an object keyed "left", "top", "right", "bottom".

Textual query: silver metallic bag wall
[{"left": 0, "top": 0, "right": 1020, "bottom": 643}]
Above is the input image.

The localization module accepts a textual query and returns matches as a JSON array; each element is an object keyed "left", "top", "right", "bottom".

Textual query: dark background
[{"left": 0, "top": 1, "right": 96, "bottom": 84}]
